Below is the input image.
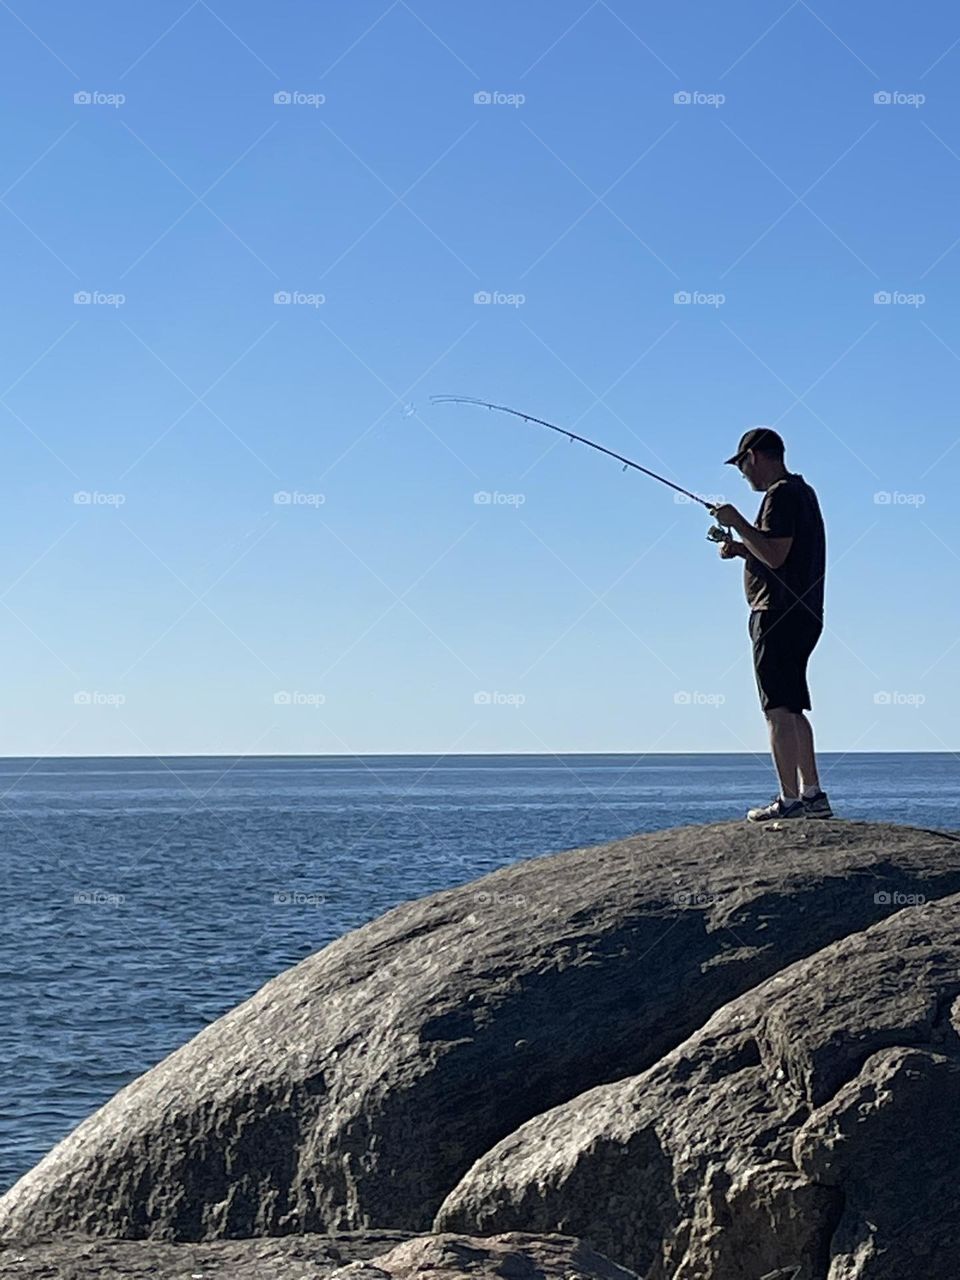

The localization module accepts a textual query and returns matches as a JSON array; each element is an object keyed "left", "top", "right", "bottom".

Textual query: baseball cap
[{"left": 724, "top": 427, "right": 785, "bottom": 466}]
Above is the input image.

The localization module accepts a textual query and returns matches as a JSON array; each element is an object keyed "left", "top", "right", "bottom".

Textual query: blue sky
[{"left": 1, "top": 0, "right": 958, "bottom": 756}]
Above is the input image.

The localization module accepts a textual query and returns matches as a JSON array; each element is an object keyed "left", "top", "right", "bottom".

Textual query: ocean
[{"left": 1, "top": 751, "right": 958, "bottom": 1195}]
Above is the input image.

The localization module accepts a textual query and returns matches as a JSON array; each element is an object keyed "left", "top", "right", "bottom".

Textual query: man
[{"left": 709, "top": 428, "right": 832, "bottom": 823}]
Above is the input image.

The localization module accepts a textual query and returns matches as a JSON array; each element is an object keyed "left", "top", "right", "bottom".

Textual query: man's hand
[
  {"left": 719, "top": 540, "right": 746, "bottom": 560},
  {"left": 710, "top": 503, "right": 792, "bottom": 569},
  {"left": 710, "top": 503, "right": 741, "bottom": 528}
]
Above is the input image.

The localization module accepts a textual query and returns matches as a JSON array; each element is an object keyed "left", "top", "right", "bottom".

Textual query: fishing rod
[{"left": 430, "top": 395, "right": 733, "bottom": 543}]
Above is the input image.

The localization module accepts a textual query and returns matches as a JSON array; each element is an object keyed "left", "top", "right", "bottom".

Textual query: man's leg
[
  {"left": 765, "top": 707, "right": 802, "bottom": 799},
  {"left": 795, "top": 712, "right": 821, "bottom": 793}
]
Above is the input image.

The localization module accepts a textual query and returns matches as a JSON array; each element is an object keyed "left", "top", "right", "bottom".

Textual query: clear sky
[{"left": 1, "top": 0, "right": 958, "bottom": 757}]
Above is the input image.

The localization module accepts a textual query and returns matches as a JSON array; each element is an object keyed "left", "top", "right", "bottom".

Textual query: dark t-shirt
[{"left": 744, "top": 473, "right": 826, "bottom": 621}]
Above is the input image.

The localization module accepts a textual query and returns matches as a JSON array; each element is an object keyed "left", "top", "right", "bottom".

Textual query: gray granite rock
[
  {"left": 0, "top": 1229, "right": 416, "bottom": 1279},
  {"left": 435, "top": 893, "right": 960, "bottom": 1279},
  {"left": 2, "top": 820, "right": 959, "bottom": 1247},
  {"left": 0, "top": 1230, "right": 637, "bottom": 1280}
]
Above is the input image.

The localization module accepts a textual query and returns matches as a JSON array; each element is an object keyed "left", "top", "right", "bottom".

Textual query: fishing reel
[{"left": 706, "top": 524, "right": 733, "bottom": 545}]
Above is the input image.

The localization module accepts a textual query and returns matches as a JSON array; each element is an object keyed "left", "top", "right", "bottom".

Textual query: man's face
[{"left": 737, "top": 450, "right": 763, "bottom": 491}]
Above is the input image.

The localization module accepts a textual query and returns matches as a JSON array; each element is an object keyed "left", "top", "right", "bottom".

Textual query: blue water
[{"left": 1, "top": 752, "right": 958, "bottom": 1195}]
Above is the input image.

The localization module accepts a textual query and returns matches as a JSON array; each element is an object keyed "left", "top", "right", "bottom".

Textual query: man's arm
[
  {"left": 711, "top": 491, "right": 795, "bottom": 569},
  {"left": 711, "top": 515, "right": 792, "bottom": 568},
  {"left": 718, "top": 539, "right": 748, "bottom": 560},
  {"left": 730, "top": 516, "right": 793, "bottom": 569}
]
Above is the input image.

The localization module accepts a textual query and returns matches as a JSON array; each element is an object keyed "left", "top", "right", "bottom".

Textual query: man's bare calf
[{"left": 765, "top": 707, "right": 821, "bottom": 799}]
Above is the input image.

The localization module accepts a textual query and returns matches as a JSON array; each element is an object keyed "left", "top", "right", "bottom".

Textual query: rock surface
[
  {"left": 0, "top": 1231, "right": 637, "bottom": 1280},
  {"left": 0, "top": 1229, "right": 415, "bottom": 1279},
  {"left": 435, "top": 893, "right": 960, "bottom": 1279},
  {"left": 2, "top": 820, "right": 960, "bottom": 1243}
]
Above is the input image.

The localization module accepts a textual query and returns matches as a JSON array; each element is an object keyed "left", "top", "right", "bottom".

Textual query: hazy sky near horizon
[{"left": 1, "top": 0, "right": 959, "bottom": 758}]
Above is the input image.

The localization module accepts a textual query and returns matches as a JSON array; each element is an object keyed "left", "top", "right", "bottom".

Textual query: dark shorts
[{"left": 749, "top": 608, "right": 823, "bottom": 713}]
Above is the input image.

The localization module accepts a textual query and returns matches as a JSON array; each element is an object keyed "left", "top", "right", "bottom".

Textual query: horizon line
[{"left": 0, "top": 749, "right": 953, "bottom": 762}]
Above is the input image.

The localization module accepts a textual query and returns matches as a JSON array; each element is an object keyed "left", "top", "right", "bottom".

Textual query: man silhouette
[{"left": 710, "top": 428, "right": 832, "bottom": 823}]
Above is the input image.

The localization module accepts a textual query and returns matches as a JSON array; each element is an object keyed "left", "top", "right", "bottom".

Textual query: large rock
[
  {"left": 0, "top": 1230, "right": 637, "bottom": 1280},
  {"left": 2, "top": 820, "right": 960, "bottom": 1242},
  {"left": 435, "top": 894, "right": 960, "bottom": 1279}
]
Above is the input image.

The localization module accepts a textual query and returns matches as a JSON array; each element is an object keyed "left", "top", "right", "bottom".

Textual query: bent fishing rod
[{"left": 430, "top": 395, "right": 733, "bottom": 543}]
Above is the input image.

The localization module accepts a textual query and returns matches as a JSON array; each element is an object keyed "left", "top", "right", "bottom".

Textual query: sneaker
[
  {"left": 803, "top": 790, "right": 834, "bottom": 819},
  {"left": 747, "top": 795, "right": 805, "bottom": 823}
]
